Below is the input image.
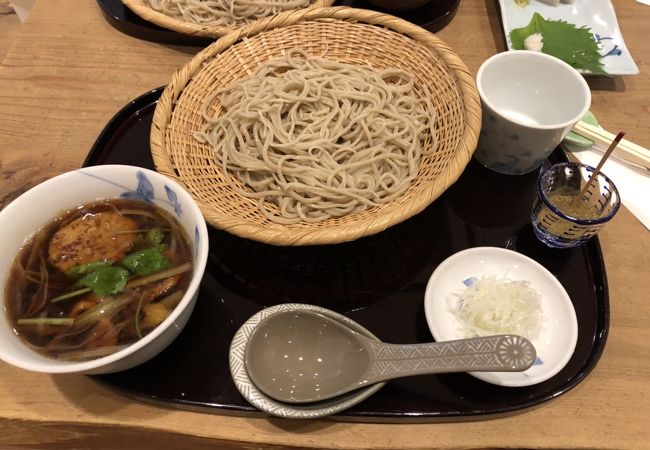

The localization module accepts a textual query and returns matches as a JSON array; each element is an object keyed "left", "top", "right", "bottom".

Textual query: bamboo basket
[
  {"left": 151, "top": 6, "right": 481, "bottom": 246},
  {"left": 121, "top": 0, "right": 334, "bottom": 37}
]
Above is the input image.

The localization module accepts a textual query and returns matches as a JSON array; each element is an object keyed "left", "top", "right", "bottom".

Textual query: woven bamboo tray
[
  {"left": 121, "top": 0, "right": 334, "bottom": 38},
  {"left": 151, "top": 6, "right": 481, "bottom": 246}
]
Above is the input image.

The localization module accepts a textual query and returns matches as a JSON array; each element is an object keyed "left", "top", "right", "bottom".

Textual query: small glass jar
[{"left": 531, "top": 162, "right": 620, "bottom": 248}]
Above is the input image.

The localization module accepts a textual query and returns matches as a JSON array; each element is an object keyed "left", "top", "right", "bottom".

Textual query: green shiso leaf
[{"left": 509, "top": 12, "right": 608, "bottom": 75}]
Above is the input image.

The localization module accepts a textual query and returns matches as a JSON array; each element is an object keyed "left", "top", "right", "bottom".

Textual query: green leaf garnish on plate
[{"left": 510, "top": 12, "right": 608, "bottom": 75}]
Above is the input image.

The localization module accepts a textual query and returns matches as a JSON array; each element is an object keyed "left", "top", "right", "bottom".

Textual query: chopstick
[
  {"left": 577, "top": 131, "right": 624, "bottom": 200},
  {"left": 572, "top": 121, "right": 650, "bottom": 171}
]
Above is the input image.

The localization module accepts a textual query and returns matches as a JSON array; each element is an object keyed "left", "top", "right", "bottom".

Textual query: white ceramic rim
[
  {"left": 423, "top": 246, "right": 579, "bottom": 387},
  {"left": 0, "top": 165, "right": 209, "bottom": 373},
  {"left": 229, "top": 303, "right": 386, "bottom": 419},
  {"left": 476, "top": 50, "right": 591, "bottom": 131}
]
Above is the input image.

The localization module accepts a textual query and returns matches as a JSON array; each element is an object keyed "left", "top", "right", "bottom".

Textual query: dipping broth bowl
[
  {"left": 474, "top": 51, "right": 591, "bottom": 175},
  {"left": 0, "top": 165, "right": 208, "bottom": 374}
]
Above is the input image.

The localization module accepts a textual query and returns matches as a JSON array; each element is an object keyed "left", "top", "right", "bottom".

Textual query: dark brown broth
[{"left": 5, "top": 199, "right": 193, "bottom": 361}]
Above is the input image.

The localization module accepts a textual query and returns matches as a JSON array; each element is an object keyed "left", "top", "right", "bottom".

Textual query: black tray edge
[{"left": 83, "top": 86, "right": 166, "bottom": 168}]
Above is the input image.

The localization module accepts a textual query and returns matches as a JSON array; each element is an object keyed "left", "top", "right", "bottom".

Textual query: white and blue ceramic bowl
[{"left": 0, "top": 165, "right": 208, "bottom": 374}]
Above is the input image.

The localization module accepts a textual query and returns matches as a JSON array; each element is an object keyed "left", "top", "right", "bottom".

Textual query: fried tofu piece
[
  {"left": 141, "top": 275, "right": 181, "bottom": 303},
  {"left": 68, "top": 294, "right": 100, "bottom": 318},
  {"left": 48, "top": 211, "right": 138, "bottom": 273},
  {"left": 86, "top": 318, "right": 119, "bottom": 348},
  {"left": 141, "top": 303, "right": 171, "bottom": 330}
]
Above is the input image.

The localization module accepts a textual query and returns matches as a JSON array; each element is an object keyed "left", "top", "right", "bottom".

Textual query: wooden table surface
[{"left": 1, "top": 1, "right": 649, "bottom": 448}]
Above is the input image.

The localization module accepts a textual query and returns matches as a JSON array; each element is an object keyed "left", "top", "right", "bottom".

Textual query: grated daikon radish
[{"left": 452, "top": 275, "right": 544, "bottom": 340}]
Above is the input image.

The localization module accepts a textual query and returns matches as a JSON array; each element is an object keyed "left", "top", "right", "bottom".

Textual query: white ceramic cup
[{"left": 473, "top": 51, "right": 591, "bottom": 175}]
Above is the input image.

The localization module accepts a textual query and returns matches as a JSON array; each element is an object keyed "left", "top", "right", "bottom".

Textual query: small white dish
[
  {"left": 498, "top": 0, "right": 639, "bottom": 75},
  {"left": 424, "top": 247, "right": 578, "bottom": 387},
  {"left": 229, "top": 303, "right": 385, "bottom": 419}
]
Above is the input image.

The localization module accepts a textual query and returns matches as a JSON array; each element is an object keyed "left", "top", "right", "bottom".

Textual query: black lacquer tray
[
  {"left": 88, "top": 88, "right": 609, "bottom": 422},
  {"left": 97, "top": 0, "right": 460, "bottom": 45}
]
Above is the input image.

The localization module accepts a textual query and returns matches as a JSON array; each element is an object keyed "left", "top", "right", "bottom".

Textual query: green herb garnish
[
  {"left": 50, "top": 287, "right": 92, "bottom": 303},
  {"left": 66, "top": 260, "right": 114, "bottom": 280},
  {"left": 147, "top": 228, "right": 164, "bottom": 245},
  {"left": 17, "top": 318, "right": 75, "bottom": 326},
  {"left": 121, "top": 246, "right": 172, "bottom": 277},
  {"left": 75, "top": 266, "right": 130, "bottom": 297},
  {"left": 73, "top": 294, "right": 134, "bottom": 329},
  {"left": 509, "top": 12, "right": 608, "bottom": 75}
]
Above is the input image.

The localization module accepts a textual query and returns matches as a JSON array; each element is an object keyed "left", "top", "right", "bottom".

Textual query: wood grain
[
  {"left": 0, "top": 0, "right": 649, "bottom": 449},
  {"left": 0, "top": 417, "right": 297, "bottom": 450}
]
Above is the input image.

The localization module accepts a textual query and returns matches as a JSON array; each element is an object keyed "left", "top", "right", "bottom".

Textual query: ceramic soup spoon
[{"left": 244, "top": 310, "right": 536, "bottom": 404}]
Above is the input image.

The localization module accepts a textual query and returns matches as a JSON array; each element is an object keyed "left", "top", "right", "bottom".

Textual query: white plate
[
  {"left": 424, "top": 247, "right": 578, "bottom": 387},
  {"left": 498, "top": 0, "right": 639, "bottom": 75},
  {"left": 229, "top": 303, "right": 385, "bottom": 419}
]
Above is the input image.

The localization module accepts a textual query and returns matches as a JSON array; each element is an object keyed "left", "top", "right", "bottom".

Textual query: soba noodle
[
  {"left": 145, "top": 0, "right": 313, "bottom": 27},
  {"left": 194, "top": 49, "right": 438, "bottom": 224}
]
